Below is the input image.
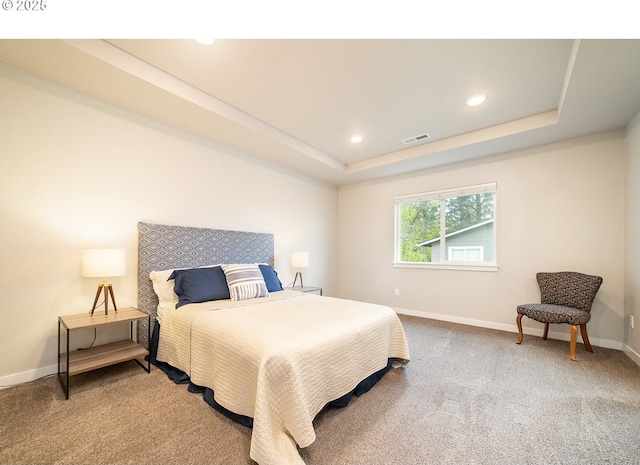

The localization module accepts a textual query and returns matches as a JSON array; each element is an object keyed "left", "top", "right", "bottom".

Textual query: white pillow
[
  {"left": 149, "top": 269, "right": 178, "bottom": 307},
  {"left": 221, "top": 264, "right": 269, "bottom": 301}
]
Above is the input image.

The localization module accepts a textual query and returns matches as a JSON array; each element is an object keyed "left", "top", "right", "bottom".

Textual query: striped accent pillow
[{"left": 221, "top": 264, "right": 269, "bottom": 301}]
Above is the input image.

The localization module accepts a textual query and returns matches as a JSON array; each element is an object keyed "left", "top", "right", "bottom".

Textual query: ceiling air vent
[{"left": 402, "top": 133, "right": 430, "bottom": 145}]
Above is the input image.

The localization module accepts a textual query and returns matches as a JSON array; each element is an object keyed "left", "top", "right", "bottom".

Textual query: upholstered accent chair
[{"left": 516, "top": 271, "right": 603, "bottom": 361}]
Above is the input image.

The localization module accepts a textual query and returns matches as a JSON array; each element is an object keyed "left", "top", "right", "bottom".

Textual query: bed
[{"left": 137, "top": 222, "right": 410, "bottom": 465}]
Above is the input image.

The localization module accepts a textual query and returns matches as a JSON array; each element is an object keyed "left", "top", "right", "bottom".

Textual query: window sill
[{"left": 393, "top": 262, "right": 499, "bottom": 272}]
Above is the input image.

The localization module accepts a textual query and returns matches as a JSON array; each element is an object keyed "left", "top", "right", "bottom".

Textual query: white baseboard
[
  {"left": 393, "top": 307, "right": 625, "bottom": 351},
  {"left": 0, "top": 364, "right": 57, "bottom": 389},
  {"left": 623, "top": 344, "right": 640, "bottom": 367}
]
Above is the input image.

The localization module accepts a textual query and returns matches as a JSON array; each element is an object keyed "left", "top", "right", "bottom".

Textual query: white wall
[
  {"left": 625, "top": 111, "right": 640, "bottom": 362},
  {"left": 338, "top": 132, "right": 626, "bottom": 349},
  {"left": 0, "top": 64, "right": 338, "bottom": 384}
]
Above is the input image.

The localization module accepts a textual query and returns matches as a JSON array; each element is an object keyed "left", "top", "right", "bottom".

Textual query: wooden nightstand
[
  {"left": 291, "top": 286, "right": 323, "bottom": 296},
  {"left": 57, "top": 307, "right": 150, "bottom": 399}
]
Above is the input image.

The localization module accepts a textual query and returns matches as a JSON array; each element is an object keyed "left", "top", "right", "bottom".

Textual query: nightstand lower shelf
[{"left": 63, "top": 339, "right": 148, "bottom": 376}]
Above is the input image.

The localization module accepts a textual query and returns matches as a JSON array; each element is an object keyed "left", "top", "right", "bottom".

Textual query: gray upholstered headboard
[{"left": 136, "top": 222, "right": 275, "bottom": 347}]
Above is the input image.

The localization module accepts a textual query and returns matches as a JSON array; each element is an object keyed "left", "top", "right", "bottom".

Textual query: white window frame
[{"left": 393, "top": 182, "right": 498, "bottom": 272}]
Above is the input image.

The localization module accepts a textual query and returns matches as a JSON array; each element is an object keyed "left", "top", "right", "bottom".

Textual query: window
[{"left": 394, "top": 182, "right": 497, "bottom": 271}]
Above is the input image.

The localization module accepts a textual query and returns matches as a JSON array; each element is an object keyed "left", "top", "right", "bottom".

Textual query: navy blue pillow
[
  {"left": 259, "top": 264, "right": 283, "bottom": 292},
  {"left": 169, "top": 266, "right": 230, "bottom": 308}
]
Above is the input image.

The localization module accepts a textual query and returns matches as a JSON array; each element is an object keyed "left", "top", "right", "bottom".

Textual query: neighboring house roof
[{"left": 416, "top": 219, "right": 494, "bottom": 247}]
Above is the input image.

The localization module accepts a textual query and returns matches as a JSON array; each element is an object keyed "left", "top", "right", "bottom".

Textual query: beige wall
[
  {"left": 338, "top": 132, "right": 627, "bottom": 350},
  {"left": 0, "top": 64, "right": 339, "bottom": 384},
  {"left": 625, "top": 111, "right": 640, "bottom": 362}
]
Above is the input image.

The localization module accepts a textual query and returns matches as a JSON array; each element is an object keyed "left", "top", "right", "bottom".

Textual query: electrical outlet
[
  {"left": 631, "top": 315, "right": 635, "bottom": 329},
  {"left": 394, "top": 288, "right": 400, "bottom": 296}
]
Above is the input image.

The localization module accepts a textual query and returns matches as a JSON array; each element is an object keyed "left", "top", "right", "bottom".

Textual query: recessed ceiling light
[
  {"left": 465, "top": 94, "right": 487, "bottom": 106},
  {"left": 350, "top": 136, "right": 363, "bottom": 143},
  {"left": 195, "top": 37, "right": 216, "bottom": 45}
]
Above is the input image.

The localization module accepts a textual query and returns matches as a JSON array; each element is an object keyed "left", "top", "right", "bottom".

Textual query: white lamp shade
[
  {"left": 82, "top": 248, "right": 126, "bottom": 278},
  {"left": 290, "top": 251, "right": 309, "bottom": 268}
]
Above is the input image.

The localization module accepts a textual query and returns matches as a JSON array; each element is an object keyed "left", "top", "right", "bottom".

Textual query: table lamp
[
  {"left": 290, "top": 251, "right": 309, "bottom": 289},
  {"left": 82, "top": 248, "right": 125, "bottom": 316}
]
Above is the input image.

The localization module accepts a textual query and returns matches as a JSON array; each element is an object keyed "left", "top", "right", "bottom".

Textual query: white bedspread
[{"left": 156, "top": 290, "right": 410, "bottom": 465}]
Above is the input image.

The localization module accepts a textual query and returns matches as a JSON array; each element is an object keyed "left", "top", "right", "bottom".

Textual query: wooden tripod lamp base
[
  {"left": 90, "top": 279, "right": 118, "bottom": 317},
  {"left": 292, "top": 270, "right": 304, "bottom": 289}
]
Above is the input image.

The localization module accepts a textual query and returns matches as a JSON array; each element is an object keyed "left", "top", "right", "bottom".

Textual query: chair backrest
[{"left": 536, "top": 272, "right": 603, "bottom": 312}]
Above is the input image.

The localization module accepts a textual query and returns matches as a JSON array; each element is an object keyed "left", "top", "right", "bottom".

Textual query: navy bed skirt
[{"left": 148, "top": 321, "right": 393, "bottom": 428}]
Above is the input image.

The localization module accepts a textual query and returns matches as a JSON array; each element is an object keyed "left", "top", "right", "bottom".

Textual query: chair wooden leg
[
  {"left": 569, "top": 325, "right": 578, "bottom": 361},
  {"left": 516, "top": 314, "right": 524, "bottom": 344},
  {"left": 542, "top": 323, "right": 549, "bottom": 340},
  {"left": 580, "top": 324, "right": 594, "bottom": 353}
]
